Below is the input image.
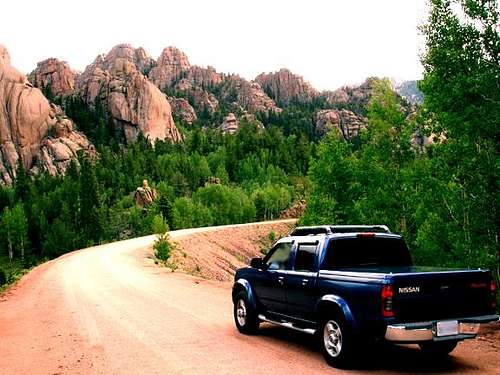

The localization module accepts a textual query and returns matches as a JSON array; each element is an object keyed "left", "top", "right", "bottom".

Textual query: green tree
[
  {"left": 0, "top": 203, "right": 29, "bottom": 264},
  {"left": 78, "top": 156, "right": 103, "bottom": 245},
  {"left": 172, "top": 197, "right": 213, "bottom": 229},
  {"left": 418, "top": 0, "right": 499, "bottom": 278},
  {"left": 193, "top": 185, "right": 256, "bottom": 225}
]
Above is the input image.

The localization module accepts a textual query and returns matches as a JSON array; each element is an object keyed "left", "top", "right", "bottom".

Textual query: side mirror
[{"left": 250, "top": 257, "right": 264, "bottom": 269}]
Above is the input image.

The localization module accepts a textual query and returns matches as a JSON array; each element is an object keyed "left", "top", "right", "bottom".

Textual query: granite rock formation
[
  {"left": 219, "top": 75, "right": 281, "bottom": 114},
  {"left": 0, "top": 45, "right": 93, "bottom": 184},
  {"left": 167, "top": 96, "right": 197, "bottom": 124},
  {"left": 218, "top": 113, "right": 239, "bottom": 134},
  {"left": 255, "top": 68, "right": 318, "bottom": 106},
  {"left": 134, "top": 179, "right": 157, "bottom": 207},
  {"left": 321, "top": 77, "right": 382, "bottom": 108},
  {"left": 76, "top": 44, "right": 182, "bottom": 143},
  {"left": 315, "top": 109, "right": 366, "bottom": 139},
  {"left": 28, "top": 58, "right": 77, "bottom": 98}
]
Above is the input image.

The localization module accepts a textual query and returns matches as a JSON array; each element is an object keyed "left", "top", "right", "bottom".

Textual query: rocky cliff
[
  {"left": 315, "top": 109, "right": 366, "bottom": 139},
  {"left": 148, "top": 46, "right": 191, "bottom": 90},
  {"left": 167, "top": 96, "right": 197, "bottom": 124},
  {"left": 255, "top": 68, "right": 318, "bottom": 106},
  {"left": 148, "top": 46, "right": 279, "bottom": 115},
  {"left": 219, "top": 75, "right": 281, "bottom": 114},
  {"left": 28, "top": 58, "right": 77, "bottom": 98},
  {"left": 76, "top": 44, "right": 182, "bottom": 143},
  {"left": 0, "top": 45, "right": 93, "bottom": 184},
  {"left": 321, "top": 77, "right": 382, "bottom": 108},
  {"left": 23, "top": 44, "right": 417, "bottom": 147}
]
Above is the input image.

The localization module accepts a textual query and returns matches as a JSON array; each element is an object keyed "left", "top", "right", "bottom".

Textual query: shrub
[{"left": 154, "top": 235, "right": 171, "bottom": 261}]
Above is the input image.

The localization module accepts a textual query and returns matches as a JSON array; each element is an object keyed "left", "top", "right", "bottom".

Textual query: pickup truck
[{"left": 232, "top": 225, "right": 498, "bottom": 368}]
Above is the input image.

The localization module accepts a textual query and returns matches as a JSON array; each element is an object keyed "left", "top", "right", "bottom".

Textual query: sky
[{"left": 1, "top": 0, "right": 428, "bottom": 91}]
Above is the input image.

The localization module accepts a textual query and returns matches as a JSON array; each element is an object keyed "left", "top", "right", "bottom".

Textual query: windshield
[{"left": 322, "top": 236, "right": 412, "bottom": 270}]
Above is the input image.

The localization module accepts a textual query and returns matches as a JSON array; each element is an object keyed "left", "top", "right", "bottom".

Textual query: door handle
[
  {"left": 278, "top": 276, "right": 285, "bottom": 285},
  {"left": 302, "top": 279, "right": 309, "bottom": 286}
]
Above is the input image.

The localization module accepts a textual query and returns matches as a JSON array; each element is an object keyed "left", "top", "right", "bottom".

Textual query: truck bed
[{"left": 320, "top": 266, "right": 493, "bottom": 322}]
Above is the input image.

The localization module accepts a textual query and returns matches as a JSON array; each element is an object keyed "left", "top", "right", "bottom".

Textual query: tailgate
[{"left": 391, "top": 270, "right": 493, "bottom": 322}]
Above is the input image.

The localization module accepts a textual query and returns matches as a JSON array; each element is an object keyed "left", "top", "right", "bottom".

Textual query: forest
[{"left": 0, "top": 0, "right": 498, "bottom": 303}]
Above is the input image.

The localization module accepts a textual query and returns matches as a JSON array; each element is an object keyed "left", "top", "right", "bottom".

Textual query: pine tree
[
  {"left": 14, "top": 163, "right": 30, "bottom": 203},
  {"left": 78, "top": 156, "right": 102, "bottom": 245}
]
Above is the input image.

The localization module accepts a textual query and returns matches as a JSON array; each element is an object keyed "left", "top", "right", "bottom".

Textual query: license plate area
[{"left": 436, "top": 320, "right": 458, "bottom": 337}]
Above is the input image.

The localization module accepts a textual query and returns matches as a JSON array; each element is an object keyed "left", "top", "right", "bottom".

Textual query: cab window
[
  {"left": 265, "top": 242, "right": 293, "bottom": 270},
  {"left": 294, "top": 243, "right": 318, "bottom": 272}
]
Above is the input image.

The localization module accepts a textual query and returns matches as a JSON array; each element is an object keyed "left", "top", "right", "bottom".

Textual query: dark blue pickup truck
[{"left": 232, "top": 225, "right": 498, "bottom": 368}]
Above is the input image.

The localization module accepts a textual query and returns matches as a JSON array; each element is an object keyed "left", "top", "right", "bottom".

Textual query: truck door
[
  {"left": 251, "top": 241, "right": 293, "bottom": 314},
  {"left": 285, "top": 242, "right": 319, "bottom": 321}
]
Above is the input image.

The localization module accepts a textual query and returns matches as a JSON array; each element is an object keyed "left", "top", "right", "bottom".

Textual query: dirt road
[{"left": 0, "top": 220, "right": 498, "bottom": 374}]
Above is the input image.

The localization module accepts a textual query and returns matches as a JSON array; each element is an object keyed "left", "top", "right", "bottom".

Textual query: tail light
[
  {"left": 491, "top": 279, "right": 497, "bottom": 310},
  {"left": 381, "top": 284, "right": 394, "bottom": 317}
]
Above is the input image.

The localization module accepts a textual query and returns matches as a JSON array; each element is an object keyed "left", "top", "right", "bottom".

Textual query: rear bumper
[{"left": 385, "top": 314, "right": 499, "bottom": 343}]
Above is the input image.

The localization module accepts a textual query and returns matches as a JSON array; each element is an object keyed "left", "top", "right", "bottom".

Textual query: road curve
[{"left": 0, "top": 220, "right": 498, "bottom": 374}]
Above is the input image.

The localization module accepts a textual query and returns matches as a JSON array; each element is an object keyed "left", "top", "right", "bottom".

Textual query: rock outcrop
[
  {"left": 255, "top": 68, "right": 318, "bottom": 106},
  {"left": 218, "top": 113, "right": 239, "bottom": 134},
  {"left": 185, "top": 65, "right": 222, "bottom": 88},
  {"left": 0, "top": 45, "right": 93, "bottom": 184},
  {"left": 167, "top": 96, "right": 197, "bottom": 124},
  {"left": 134, "top": 179, "right": 157, "bottom": 207},
  {"left": 148, "top": 47, "right": 191, "bottom": 90},
  {"left": 149, "top": 46, "right": 280, "bottom": 116},
  {"left": 76, "top": 44, "right": 182, "bottom": 143},
  {"left": 28, "top": 58, "right": 77, "bottom": 98},
  {"left": 149, "top": 47, "right": 223, "bottom": 92},
  {"left": 174, "top": 79, "right": 219, "bottom": 115},
  {"left": 315, "top": 109, "right": 366, "bottom": 139},
  {"left": 322, "top": 77, "right": 382, "bottom": 108},
  {"left": 219, "top": 75, "right": 281, "bottom": 114}
]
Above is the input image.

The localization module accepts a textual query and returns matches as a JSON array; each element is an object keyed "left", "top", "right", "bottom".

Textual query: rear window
[{"left": 322, "top": 236, "right": 411, "bottom": 270}]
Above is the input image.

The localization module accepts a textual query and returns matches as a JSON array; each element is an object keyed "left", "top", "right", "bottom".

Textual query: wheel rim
[
  {"left": 323, "top": 320, "right": 342, "bottom": 358},
  {"left": 236, "top": 299, "right": 247, "bottom": 326}
]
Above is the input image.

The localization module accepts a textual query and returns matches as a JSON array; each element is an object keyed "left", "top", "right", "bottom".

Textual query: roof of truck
[{"left": 290, "top": 225, "right": 391, "bottom": 237}]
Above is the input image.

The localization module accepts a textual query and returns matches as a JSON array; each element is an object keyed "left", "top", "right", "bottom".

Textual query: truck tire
[
  {"left": 319, "top": 314, "right": 354, "bottom": 368},
  {"left": 419, "top": 341, "right": 458, "bottom": 357},
  {"left": 233, "top": 291, "right": 260, "bottom": 334}
]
